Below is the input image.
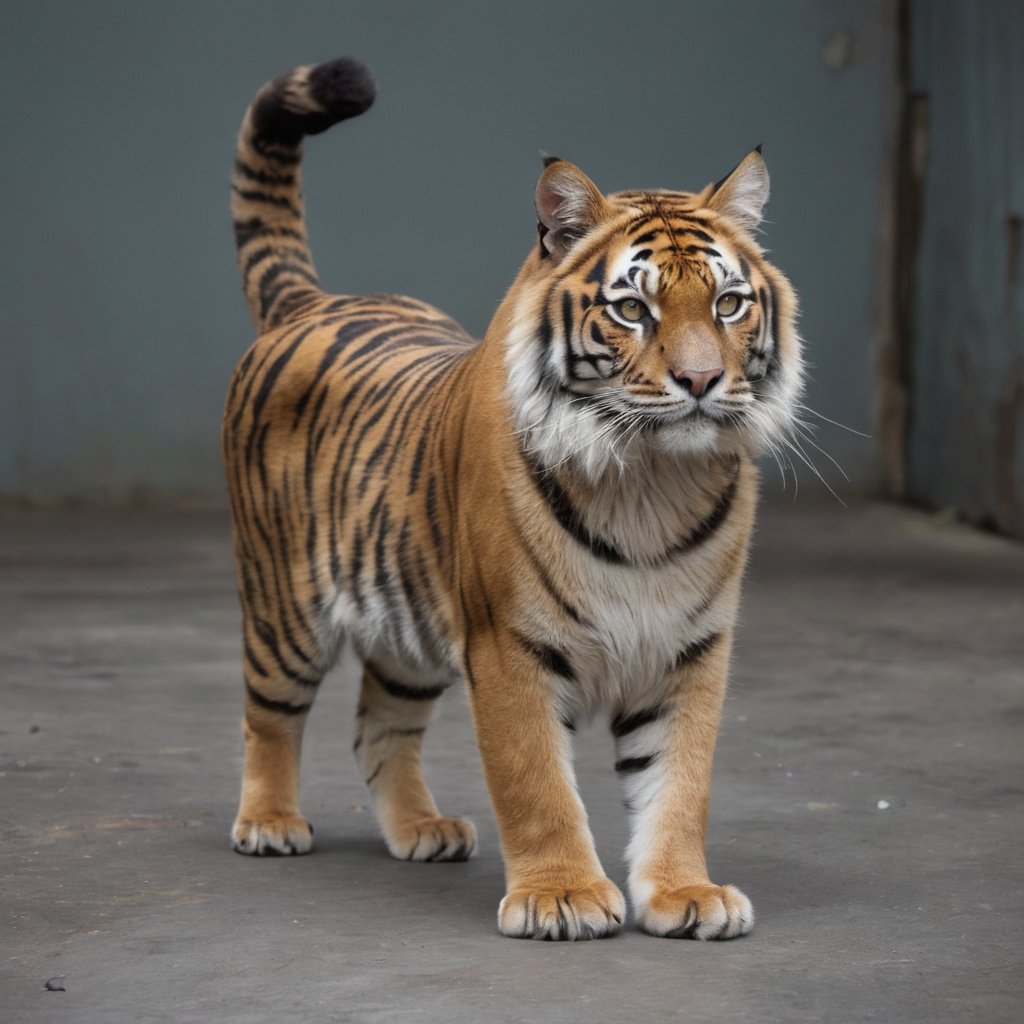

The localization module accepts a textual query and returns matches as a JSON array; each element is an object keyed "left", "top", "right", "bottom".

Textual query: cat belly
[{"left": 325, "top": 584, "right": 457, "bottom": 685}]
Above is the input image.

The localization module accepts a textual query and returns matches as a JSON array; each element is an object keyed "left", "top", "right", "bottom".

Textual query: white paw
[
  {"left": 231, "top": 813, "right": 314, "bottom": 855},
  {"left": 498, "top": 879, "right": 625, "bottom": 940},
  {"left": 386, "top": 816, "right": 477, "bottom": 862},
  {"left": 636, "top": 883, "right": 754, "bottom": 940}
]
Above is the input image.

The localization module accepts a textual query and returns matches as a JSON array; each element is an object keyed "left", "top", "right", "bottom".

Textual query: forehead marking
[{"left": 649, "top": 195, "right": 684, "bottom": 260}]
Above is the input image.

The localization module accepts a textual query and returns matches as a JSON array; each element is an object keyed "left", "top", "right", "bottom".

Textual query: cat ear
[
  {"left": 535, "top": 155, "right": 608, "bottom": 259},
  {"left": 705, "top": 148, "right": 770, "bottom": 232}
]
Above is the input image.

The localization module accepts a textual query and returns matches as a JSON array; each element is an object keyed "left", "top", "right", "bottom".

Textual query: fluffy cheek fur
[
  {"left": 505, "top": 289, "right": 628, "bottom": 480},
  {"left": 506, "top": 288, "right": 805, "bottom": 472}
]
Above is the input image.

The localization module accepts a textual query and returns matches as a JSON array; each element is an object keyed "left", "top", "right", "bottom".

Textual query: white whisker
[
  {"left": 793, "top": 420, "right": 849, "bottom": 482},
  {"left": 797, "top": 403, "right": 871, "bottom": 438}
]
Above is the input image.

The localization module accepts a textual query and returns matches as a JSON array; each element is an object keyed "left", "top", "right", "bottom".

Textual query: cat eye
[
  {"left": 716, "top": 293, "right": 743, "bottom": 318},
  {"left": 615, "top": 298, "right": 649, "bottom": 323}
]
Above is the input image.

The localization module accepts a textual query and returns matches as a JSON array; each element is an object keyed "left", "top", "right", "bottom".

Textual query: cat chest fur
[{"left": 508, "top": 455, "right": 757, "bottom": 713}]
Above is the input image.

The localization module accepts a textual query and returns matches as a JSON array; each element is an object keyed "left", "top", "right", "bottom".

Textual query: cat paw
[
  {"left": 231, "top": 813, "right": 314, "bottom": 855},
  {"left": 498, "top": 878, "right": 625, "bottom": 940},
  {"left": 636, "top": 883, "right": 753, "bottom": 940},
  {"left": 386, "top": 816, "right": 477, "bottom": 862}
]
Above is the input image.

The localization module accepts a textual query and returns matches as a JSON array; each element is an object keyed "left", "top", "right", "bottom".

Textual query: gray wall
[
  {"left": 1, "top": 0, "right": 892, "bottom": 502},
  {"left": 906, "top": 0, "right": 1024, "bottom": 536}
]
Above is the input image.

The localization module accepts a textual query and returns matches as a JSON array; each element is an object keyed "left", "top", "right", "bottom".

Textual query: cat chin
[{"left": 649, "top": 417, "right": 765, "bottom": 462}]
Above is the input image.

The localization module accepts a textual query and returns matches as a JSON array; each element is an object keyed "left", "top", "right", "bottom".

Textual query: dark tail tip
[
  {"left": 308, "top": 58, "right": 376, "bottom": 126},
  {"left": 251, "top": 57, "right": 377, "bottom": 145}
]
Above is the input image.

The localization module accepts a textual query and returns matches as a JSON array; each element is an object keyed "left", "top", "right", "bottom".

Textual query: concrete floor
[{"left": 2, "top": 496, "right": 1022, "bottom": 1023}]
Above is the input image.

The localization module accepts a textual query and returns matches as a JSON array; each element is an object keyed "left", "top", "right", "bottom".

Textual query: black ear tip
[
  {"left": 754, "top": 143, "right": 764, "bottom": 155},
  {"left": 540, "top": 150, "right": 563, "bottom": 168}
]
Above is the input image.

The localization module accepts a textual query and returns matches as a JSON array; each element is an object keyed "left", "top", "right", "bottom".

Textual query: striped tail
[{"left": 231, "top": 58, "right": 377, "bottom": 331}]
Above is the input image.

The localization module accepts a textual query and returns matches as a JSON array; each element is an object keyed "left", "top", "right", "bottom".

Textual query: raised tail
[{"left": 231, "top": 58, "right": 376, "bottom": 331}]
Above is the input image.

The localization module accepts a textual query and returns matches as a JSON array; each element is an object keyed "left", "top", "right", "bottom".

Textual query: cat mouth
[{"left": 636, "top": 404, "right": 731, "bottom": 429}]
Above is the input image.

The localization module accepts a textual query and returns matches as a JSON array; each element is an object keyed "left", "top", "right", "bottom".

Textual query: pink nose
[{"left": 670, "top": 367, "right": 724, "bottom": 398}]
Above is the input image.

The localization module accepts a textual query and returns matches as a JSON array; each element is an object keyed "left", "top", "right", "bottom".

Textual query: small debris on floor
[
  {"left": 29, "top": 724, "right": 40, "bottom": 733},
  {"left": 44, "top": 977, "right": 65, "bottom": 992},
  {"left": 877, "top": 800, "right": 891, "bottom": 810}
]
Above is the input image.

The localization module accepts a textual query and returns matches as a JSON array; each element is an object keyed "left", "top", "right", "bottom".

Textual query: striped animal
[{"left": 224, "top": 57, "right": 802, "bottom": 941}]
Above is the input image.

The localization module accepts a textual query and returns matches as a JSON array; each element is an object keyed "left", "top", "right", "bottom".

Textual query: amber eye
[
  {"left": 615, "top": 298, "right": 649, "bottom": 323},
  {"left": 716, "top": 293, "right": 742, "bottom": 318}
]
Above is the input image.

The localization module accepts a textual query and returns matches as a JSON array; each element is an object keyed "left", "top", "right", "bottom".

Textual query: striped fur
[{"left": 224, "top": 58, "right": 802, "bottom": 941}]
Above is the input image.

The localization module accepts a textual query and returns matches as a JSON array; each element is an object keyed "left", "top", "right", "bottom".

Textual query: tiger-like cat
[{"left": 224, "top": 57, "right": 802, "bottom": 941}]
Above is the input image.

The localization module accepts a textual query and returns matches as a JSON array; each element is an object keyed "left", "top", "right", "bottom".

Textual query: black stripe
[
  {"left": 291, "top": 318, "right": 385, "bottom": 425},
  {"left": 257, "top": 262, "right": 320, "bottom": 319},
  {"left": 507, "top": 516, "right": 589, "bottom": 626},
  {"left": 349, "top": 524, "right": 365, "bottom": 612},
  {"left": 251, "top": 615, "right": 320, "bottom": 687},
  {"left": 234, "top": 159, "right": 296, "bottom": 188},
  {"left": 766, "top": 280, "right": 782, "bottom": 378},
  {"left": 243, "top": 243, "right": 310, "bottom": 278},
  {"left": 533, "top": 307, "right": 559, "bottom": 395},
  {"left": 674, "top": 632, "right": 722, "bottom": 669},
  {"left": 515, "top": 633, "right": 575, "bottom": 681},
  {"left": 372, "top": 669, "right": 448, "bottom": 702},
  {"left": 425, "top": 475, "right": 444, "bottom": 554},
  {"left": 245, "top": 681, "right": 308, "bottom": 716},
  {"left": 520, "top": 447, "right": 627, "bottom": 565},
  {"left": 233, "top": 218, "right": 306, "bottom": 248},
  {"left": 407, "top": 428, "right": 430, "bottom": 495},
  {"left": 611, "top": 704, "right": 667, "bottom": 738},
  {"left": 584, "top": 254, "right": 607, "bottom": 287},
  {"left": 683, "top": 244, "right": 722, "bottom": 258},
  {"left": 394, "top": 519, "right": 444, "bottom": 664},
  {"left": 251, "top": 329, "right": 310, "bottom": 423},
  {"left": 615, "top": 753, "right": 658, "bottom": 774},
  {"left": 560, "top": 289, "right": 575, "bottom": 341},
  {"left": 231, "top": 320, "right": 299, "bottom": 431},
  {"left": 244, "top": 641, "right": 269, "bottom": 678},
  {"left": 371, "top": 498, "right": 395, "bottom": 598},
  {"left": 262, "top": 284, "right": 320, "bottom": 328},
  {"left": 589, "top": 322, "right": 609, "bottom": 349},
  {"left": 231, "top": 185, "right": 302, "bottom": 216},
  {"left": 251, "top": 135, "right": 301, "bottom": 165},
  {"left": 662, "top": 466, "right": 739, "bottom": 559},
  {"left": 680, "top": 227, "right": 715, "bottom": 244}
]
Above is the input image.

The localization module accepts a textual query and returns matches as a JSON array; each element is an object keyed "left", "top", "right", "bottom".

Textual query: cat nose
[{"left": 670, "top": 367, "right": 724, "bottom": 398}]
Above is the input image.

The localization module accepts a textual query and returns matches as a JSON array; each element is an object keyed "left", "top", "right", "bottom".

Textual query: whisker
[
  {"left": 797, "top": 403, "right": 871, "bottom": 438},
  {"left": 782, "top": 434, "right": 847, "bottom": 507},
  {"left": 793, "top": 420, "right": 850, "bottom": 482}
]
